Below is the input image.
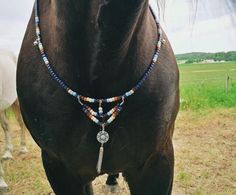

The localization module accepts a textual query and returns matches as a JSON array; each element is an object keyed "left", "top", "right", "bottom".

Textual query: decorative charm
[
  {"left": 33, "top": 0, "right": 163, "bottom": 174},
  {"left": 96, "top": 125, "right": 109, "bottom": 173},
  {"left": 97, "top": 130, "right": 109, "bottom": 144}
]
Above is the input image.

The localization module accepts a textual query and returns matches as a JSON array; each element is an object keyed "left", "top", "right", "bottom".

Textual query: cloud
[
  {"left": 0, "top": 0, "right": 33, "bottom": 53},
  {"left": 166, "top": 12, "right": 236, "bottom": 53},
  {"left": 0, "top": 0, "right": 33, "bottom": 21},
  {"left": 160, "top": 0, "right": 236, "bottom": 53}
]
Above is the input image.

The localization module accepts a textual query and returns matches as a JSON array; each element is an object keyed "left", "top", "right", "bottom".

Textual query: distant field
[
  {"left": 179, "top": 61, "right": 236, "bottom": 110},
  {"left": 179, "top": 61, "right": 236, "bottom": 84}
]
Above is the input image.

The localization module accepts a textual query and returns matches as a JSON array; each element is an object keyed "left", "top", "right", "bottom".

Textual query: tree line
[{"left": 176, "top": 51, "right": 236, "bottom": 64}]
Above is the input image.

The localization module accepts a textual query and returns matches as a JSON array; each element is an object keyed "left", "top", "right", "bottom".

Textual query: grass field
[{"left": 179, "top": 61, "right": 236, "bottom": 110}]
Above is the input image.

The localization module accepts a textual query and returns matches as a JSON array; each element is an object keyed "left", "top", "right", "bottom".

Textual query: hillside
[{"left": 176, "top": 51, "right": 236, "bottom": 64}]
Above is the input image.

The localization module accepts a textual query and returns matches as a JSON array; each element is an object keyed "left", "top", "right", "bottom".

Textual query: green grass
[{"left": 179, "top": 61, "right": 236, "bottom": 110}]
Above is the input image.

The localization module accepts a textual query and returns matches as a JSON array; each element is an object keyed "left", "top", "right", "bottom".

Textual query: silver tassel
[{"left": 96, "top": 145, "right": 104, "bottom": 174}]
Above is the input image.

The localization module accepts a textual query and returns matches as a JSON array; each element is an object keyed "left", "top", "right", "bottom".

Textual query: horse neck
[{"left": 42, "top": 1, "right": 157, "bottom": 96}]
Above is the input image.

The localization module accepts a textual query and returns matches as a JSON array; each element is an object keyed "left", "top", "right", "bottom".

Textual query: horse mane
[
  {"left": 155, "top": 0, "right": 197, "bottom": 19},
  {"left": 155, "top": 0, "right": 236, "bottom": 13},
  {"left": 155, "top": 0, "right": 236, "bottom": 24},
  {"left": 155, "top": 0, "right": 166, "bottom": 19}
]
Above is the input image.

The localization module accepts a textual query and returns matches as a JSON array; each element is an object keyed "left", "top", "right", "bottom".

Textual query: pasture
[
  {"left": 0, "top": 61, "right": 236, "bottom": 195},
  {"left": 179, "top": 61, "right": 236, "bottom": 110}
]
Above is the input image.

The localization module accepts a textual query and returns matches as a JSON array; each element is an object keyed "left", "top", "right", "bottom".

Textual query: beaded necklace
[{"left": 33, "top": 0, "right": 163, "bottom": 174}]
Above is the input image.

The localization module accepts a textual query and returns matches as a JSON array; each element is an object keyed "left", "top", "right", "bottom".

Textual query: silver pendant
[
  {"left": 97, "top": 130, "right": 109, "bottom": 144},
  {"left": 96, "top": 145, "right": 104, "bottom": 174}
]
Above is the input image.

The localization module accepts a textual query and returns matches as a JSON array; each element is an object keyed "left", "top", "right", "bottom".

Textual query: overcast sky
[{"left": 0, "top": 0, "right": 236, "bottom": 54}]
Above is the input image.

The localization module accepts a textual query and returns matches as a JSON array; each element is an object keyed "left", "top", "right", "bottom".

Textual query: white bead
[
  {"left": 99, "top": 107, "right": 103, "bottom": 114},
  {"left": 107, "top": 98, "right": 112, "bottom": 102},
  {"left": 39, "top": 43, "right": 43, "bottom": 51},
  {"left": 153, "top": 54, "right": 158, "bottom": 62},
  {"left": 43, "top": 57, "right": 49, "bottom": 64},
  {"left": 35, "top": 17, "right": 39, "bottom": 23}
]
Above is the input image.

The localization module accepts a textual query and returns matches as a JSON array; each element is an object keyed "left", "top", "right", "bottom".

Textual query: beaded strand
[
  {"left": 33, "top": 0, "right": 163, "bottom": 174},
  {"left": 34, "top": 1, "right": 163, "bottom": 105}
]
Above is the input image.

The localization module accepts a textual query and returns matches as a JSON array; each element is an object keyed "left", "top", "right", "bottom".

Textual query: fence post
[{"left": 225, "top": 73, "right": 230, "bottom": 92}]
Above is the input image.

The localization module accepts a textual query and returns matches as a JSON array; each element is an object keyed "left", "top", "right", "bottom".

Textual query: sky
[{"left": 0, "top": 0, "right": 236, "bottom": 54}]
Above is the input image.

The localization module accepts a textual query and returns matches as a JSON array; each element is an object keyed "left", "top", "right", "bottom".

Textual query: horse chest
[{"left": 21, "top": 83, "right": 159, "bottom": 165}]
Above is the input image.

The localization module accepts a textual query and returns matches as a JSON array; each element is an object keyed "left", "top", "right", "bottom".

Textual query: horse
[
  {"left": 0, "top": 50, "right": 28, "bottom": 159},
  {"left": 17, "top": 0, "right": 179, "bottom": 194},
  {"left": 0, "top": 50, "right": 28, "bottom": 193},
  {"left": 0, "top": 50, "right": 17, "bottom": 193}
]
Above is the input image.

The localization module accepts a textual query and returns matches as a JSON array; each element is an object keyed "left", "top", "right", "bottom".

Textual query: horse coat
[{"left": 0, "top": 50, "right": 17, "bottom": 110}]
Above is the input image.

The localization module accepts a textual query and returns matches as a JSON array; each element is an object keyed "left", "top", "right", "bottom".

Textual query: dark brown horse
[{"left": 17, "top": 0, "right": 179, "bottom": 194}]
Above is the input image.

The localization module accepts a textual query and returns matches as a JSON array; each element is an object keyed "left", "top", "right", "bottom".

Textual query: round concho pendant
[{"left": 97, "top": 131, "right": 109, "bottom": 144}]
